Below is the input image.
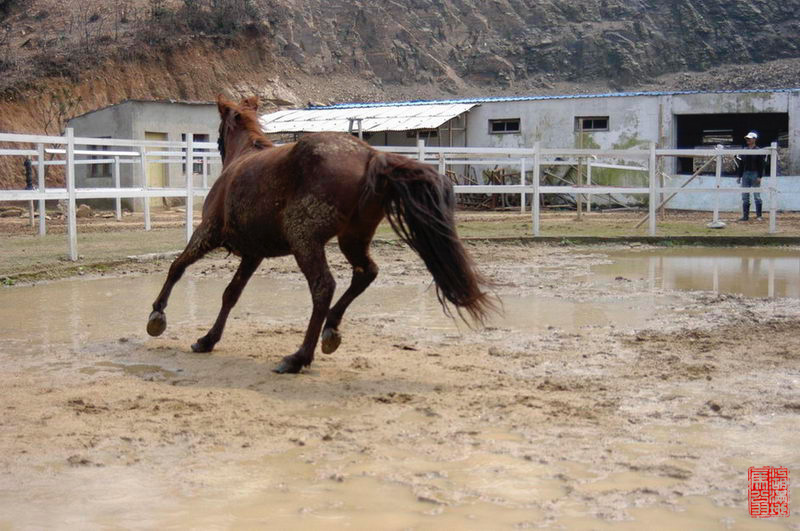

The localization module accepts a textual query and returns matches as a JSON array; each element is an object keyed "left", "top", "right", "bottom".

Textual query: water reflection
[
  {"left": 0, "top": 273, "right": 662, "bottom": 355},
  {"left": 593, "top": 247, "right": 800, "bottom": 298}
]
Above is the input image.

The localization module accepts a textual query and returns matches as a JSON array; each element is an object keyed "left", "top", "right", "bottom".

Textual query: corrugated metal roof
[
  {"left": 259, "top": 103, "right": 476, "bottom": 133},
  {"left": 310, "top": 87, "right": 800, "bottom": 109}
]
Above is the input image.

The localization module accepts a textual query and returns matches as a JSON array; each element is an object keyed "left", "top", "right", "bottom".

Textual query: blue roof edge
[{"left": 309, "top": 88, "right": 800, "bottom": 110}]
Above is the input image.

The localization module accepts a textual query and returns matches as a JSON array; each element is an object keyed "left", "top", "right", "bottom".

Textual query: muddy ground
[{"left": 1, "top": 237, "right": 799, "bottom": 528}]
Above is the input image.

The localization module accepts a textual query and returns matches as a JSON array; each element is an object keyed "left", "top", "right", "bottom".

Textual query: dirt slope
[{"left": 1, "top": 0, "right": 800, "bottom": 187}]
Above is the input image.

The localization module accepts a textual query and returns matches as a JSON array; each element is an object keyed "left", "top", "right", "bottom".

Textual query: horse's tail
[{"left": 363, "top": 151, "right": 496, "bottom": 325}]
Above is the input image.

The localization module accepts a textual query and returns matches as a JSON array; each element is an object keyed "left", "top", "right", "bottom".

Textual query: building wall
[
  {"left": 467, "top": 95, "right": 659, "bottom": 152},
  {"left": 789, "top": 92, "right": 800, "bottom": 173},
  {"left": 69, "top": 103, "right": 136, "bottom": 189},
  {"left": 127, "top": 101, "right": 220, "bottom": 188},
  {"left": 663, "top": 175, "right": 800, "bottom": 212},
  {"left": 67, "top": 101, "right": 221, "bottom": 209},
  {"left": 466, "top": 92, "right": 797, "bottom": 177}
]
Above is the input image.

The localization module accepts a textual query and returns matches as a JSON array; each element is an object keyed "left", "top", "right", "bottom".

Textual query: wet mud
[{"left": 1, "top": 242, "right": 799, "bottom": 529}]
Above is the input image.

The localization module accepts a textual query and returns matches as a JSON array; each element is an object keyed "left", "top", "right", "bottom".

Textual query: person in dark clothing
[
  {"left": 736, "top": 131, "right": 765, "bottom": 221},
  {"left": 23, "top": 157, "right": 33, "bottom": 190}
]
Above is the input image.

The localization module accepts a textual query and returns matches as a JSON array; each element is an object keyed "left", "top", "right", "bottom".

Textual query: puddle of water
[
  {"left": 0, "top": 273, "right": 664, "bottom": 354},
  {"left": 559, "top": 496, "right": 792, "bottom": 530},
  {"left": 593, "top": 247, "right": 800, "bottom": 298},
  {"left": 3, "top": 444, "right": 794, "bottom": 530}
]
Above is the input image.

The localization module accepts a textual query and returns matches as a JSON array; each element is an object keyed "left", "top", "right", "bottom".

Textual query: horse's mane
[
  {"left": 237, "top": 106, "right": 274, "bottom": 149},
  {"left": 218, "top": 95, "right": 274, "bottom": 151}
]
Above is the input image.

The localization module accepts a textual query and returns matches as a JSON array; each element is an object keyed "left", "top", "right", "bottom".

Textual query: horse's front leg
[
  {"left": 147, "top": 225, "right": 216, "bottom": 337},
  {"left": 274, "top": 245, "right": 335, "bottom": 374},
  {"left": 191, "top": 255, "right": 263, "bottom": 353}
]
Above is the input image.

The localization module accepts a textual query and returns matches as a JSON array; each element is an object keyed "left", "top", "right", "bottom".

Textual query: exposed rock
[
  {"left": 0, "top": 207, "right": 24, "bottom": 218},
  {"left": 76, "top": 204, "right": 92, "bottom": 218},
  {"left": 260, "top": 0, "right": 800, "bottom": 90},
  {"left": 162, "top": 197, "right": 185, "bottom": 209}
]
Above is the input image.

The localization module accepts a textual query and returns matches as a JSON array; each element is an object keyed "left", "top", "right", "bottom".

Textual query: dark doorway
[{"left": 675, "top": 113, "right": 788, "bottom": 174}]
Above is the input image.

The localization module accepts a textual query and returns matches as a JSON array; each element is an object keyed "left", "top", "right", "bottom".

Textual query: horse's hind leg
[
  {"left": 191, "top": 255, "right": 262, "bottom": 353},
  {"left": 274, "top": 244, "right": 335, "bottom": 374},
  {"left": 147, "top": 225, "right": 217, "bottom": 337},
  {"left": 321, "top": 234, "right": 379, "bottom": 354}
]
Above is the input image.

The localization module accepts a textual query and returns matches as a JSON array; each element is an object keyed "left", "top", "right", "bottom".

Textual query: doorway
[
  {"left": 145, "top": 131, "right": 168, "bottom": 206},
  {"left": 675, "top": 113, "right": 788, "bottom": 174}
]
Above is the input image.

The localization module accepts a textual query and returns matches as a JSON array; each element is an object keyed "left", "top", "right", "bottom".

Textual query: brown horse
[{"left": 146, "top": 95, "right": 493, "bottom": 373}]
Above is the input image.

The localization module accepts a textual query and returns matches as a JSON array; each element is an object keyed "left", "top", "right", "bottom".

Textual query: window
[
  {"left": 88, "top": 139, "right": 112, "bottom": 179},
  {"left": 182, "top": 133, "right": 210, "bottom": 174},
  {"left": 489, "top": 119, "right": 520, "bottom": 134},
  {"left": 575, "top": 116, "right": 609, "bottom": 132}
]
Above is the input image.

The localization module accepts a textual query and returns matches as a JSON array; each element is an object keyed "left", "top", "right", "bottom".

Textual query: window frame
[
  {"left": 574, "top": 116, "right": 610, "bottom": 132},
  {"left": 488, "top": 118, "right": 521, "bottom": 135}
]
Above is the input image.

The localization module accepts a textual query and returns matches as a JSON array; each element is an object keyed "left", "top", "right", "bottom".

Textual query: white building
[{"left": 261, "top": 88, "right": 800, "bottom": 211}]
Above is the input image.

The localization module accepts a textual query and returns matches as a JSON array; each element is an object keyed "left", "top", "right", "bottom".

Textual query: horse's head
[{"left": 216, "top": 95, "right": 273, "bottom": 166}]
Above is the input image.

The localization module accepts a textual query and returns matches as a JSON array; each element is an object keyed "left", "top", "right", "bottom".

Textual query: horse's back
[
  {"left": 213, "top": 134, "right": 376, "bottom": 256},
  {"left": 289, "top": 132, "right": 373, "bottom": 188}
]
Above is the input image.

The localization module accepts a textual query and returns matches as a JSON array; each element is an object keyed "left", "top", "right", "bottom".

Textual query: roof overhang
[{"left": 259, "top": 103, "right": 477, "bottom": 134}]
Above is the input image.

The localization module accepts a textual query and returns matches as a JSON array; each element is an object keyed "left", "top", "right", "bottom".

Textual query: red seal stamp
[{"left": 749, "top": 466, "right": 790, "bottom": 518}]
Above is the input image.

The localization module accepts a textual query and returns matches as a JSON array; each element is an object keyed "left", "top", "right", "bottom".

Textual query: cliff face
[
  {"left": 262, "top": 0, "right": 800, "bottom": 91},
  {"left": 3, "top": 0, "right": 799, "bottom": 99},
  {"left": 1, "top": 0, "right": 800, "bottom": 184}
]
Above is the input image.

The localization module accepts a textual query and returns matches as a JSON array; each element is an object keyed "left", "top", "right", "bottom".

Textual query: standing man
[
  {"left": 23, "top": 157, "right": 33, "bottom": 190},
  {"left": 736, "top": 131, "right": 765, "bottom": 221}
]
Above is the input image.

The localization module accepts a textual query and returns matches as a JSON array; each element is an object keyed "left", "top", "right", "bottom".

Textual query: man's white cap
[{"left": 745, "top": 131, "right": 758, "bottom": 139}]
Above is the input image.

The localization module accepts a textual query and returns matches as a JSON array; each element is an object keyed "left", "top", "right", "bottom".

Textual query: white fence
[
  {"left": 390, "top": 140, "right": 782, "bottom": 236},
  {"left": 0, "top": 130, "right": 784, "bottom": 261},
  {"left": 0, "top": 129, "right": 220, "bottom": 260}
]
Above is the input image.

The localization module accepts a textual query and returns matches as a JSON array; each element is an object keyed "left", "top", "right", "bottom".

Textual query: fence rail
[{"left": 0, "top": 130, "right": 784, "bottom": 261}]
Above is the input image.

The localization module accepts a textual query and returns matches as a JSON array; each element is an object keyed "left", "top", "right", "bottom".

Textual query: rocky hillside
[
  {"left": 1, "top": 0, "right": 800, "bottom": 186},
  {"left": 264, "top": 0, "right": 800, "bottom": 91}
]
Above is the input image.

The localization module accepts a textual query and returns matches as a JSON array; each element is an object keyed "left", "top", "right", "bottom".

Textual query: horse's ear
[
  {"left": 217, "top": 94, "right": 234, "bottom": 117},
  {"left": 241, "top": 96, "right": 260, "bottom": 112}
]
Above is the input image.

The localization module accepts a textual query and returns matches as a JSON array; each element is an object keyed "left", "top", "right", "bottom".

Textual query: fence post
[
  {"left": 586, "top": 159, "right": 592, "bottom": 213},
  {"left": 769, "top": 141, "right": 778, "bottom": 234},
  {"left": 185, "top": 134, "right": 194, "bottom": 243},
  {"left": 417, "top": 139, "right": 425, "bottom": 162},
  {"left": 113, "top": 155, "right": 122, "bottom": 221},
  {"left": 202, "top": 154, "right": 208, "bottom": 189},
  {"left": 712, "top": 147, "right": 722, "bottom": 225},
  {"left": 519, "top": 158, "right": 526, "bottom": 213},
  {"left": 140, "top": 146, "right": 151, "bottom": 231},
  {"left": 37, "top": 143, "right": 46, "bottom": 236},
  {"left": 65, "top": 128, "right": 78, "bottom": 261},
  {"left": 648, "top": 142, "right": 657, "bottom": 236},
  {"left": 532, "top": 142, "right": 541, "bottom": 236}
]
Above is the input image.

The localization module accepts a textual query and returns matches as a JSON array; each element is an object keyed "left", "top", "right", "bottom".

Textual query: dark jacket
[{"left": 737, "top": 146, "right": 767, "bottom": 179}]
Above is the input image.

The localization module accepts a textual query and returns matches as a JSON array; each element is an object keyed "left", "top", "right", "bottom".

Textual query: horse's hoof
[
  {"left": 147, "top": 311, "right": 167, "bottom": 337},
  {"left": 273, "top": 356, "right": 303, "bottom": 374},
  {"left": 321, "top": 328, "right": 342, "bottom": 354},
  {"left": 191, "top": 338, "right": 213, "bottom": 353}
]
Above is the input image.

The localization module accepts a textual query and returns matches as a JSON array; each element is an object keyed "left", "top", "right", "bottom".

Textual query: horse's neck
[{"left": 225, "top": 132, "right": 268, "bottom": 163}]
